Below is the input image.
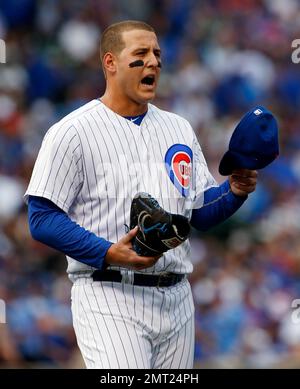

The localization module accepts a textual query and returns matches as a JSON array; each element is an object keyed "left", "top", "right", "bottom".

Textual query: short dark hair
[{"left": 100, "top": 20, "right": 155, "bottom": 64}]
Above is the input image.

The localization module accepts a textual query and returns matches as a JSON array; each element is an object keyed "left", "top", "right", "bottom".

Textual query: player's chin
[
  {"left": 138, "top": 84, "right": 157, "bottom": 101},
  {"left": 139, "top": 82, "right": 156, "bottom": 95}
]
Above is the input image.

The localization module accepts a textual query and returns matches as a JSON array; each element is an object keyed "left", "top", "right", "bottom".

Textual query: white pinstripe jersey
[{"left": 25, "top": 99, "right": 216, "bottom": 276}]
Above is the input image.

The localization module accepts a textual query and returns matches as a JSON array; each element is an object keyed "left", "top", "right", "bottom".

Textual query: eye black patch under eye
[{"left": 129, "top": 60, "right": 144, "bottom": 67}]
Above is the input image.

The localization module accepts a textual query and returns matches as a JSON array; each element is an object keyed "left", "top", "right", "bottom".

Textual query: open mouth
[{"left": 141, "top": 75, "right": 155, "bottom": 86}]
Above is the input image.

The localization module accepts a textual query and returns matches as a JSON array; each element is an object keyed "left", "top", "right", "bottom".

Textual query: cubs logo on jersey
[{"left": 165, "top": 144, "right": 193, "bottom": 197}]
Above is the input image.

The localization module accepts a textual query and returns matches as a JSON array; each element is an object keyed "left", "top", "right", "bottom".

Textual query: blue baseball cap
[{"left": 219, "top": 106, "right": 279, "bottom": 176}]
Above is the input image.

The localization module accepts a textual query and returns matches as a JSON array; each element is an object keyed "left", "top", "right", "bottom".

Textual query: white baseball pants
[{"left": 71, "top": 277, "right": 195, "bottom": 369}]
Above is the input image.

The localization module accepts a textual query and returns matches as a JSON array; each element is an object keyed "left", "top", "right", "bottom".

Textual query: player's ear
[{"left": 102, "top": 52, "right": 117, "bottom": 75}]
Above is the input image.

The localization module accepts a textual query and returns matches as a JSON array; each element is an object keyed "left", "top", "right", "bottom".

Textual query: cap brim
[
  {"left": 218, "top": 151, "right": 236, "bottom": 176},
  {"left": 218, "top": 150, "right": 265, "bottom": 176}
]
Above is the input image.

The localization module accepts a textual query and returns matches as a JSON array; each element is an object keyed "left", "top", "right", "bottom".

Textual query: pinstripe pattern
[
  {"left": 25, "top": 99, "right": 216, "bottom": 275},
  {"left": 25, "top": 98, "right": 215, "bottom": 368},
  {"left": 71, "top": 277, "right": 194, "bottom": 369}
]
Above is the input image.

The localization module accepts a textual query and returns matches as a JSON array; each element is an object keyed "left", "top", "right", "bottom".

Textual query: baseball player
[{"left": 24, "top": 20, "right": 257, "bottom": 369}]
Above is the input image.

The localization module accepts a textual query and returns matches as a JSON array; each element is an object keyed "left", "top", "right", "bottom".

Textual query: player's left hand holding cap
[{"left": 218, "top": 106, "right": 279, "bottom": 176}]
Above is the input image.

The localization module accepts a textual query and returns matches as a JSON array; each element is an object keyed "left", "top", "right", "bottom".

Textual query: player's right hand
[{"left": 104, "top": 226, "right": 161, "bottom": 270}]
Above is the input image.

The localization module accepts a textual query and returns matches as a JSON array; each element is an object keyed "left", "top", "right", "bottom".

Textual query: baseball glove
[{"left": 129, "top": 192, "right": 191, "bottom": 256}]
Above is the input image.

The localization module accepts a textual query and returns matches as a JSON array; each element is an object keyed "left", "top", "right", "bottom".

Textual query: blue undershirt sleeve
[
  {"left": 28, "top": 195, "right": 113, "bottom": 270},
  {"left": 191, "top": 180, "right": 247, "bottom": 231}
]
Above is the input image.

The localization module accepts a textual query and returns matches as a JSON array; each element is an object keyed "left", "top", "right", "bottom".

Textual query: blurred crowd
[{"left": 1, "top": 0, "right": 300, "bottom": 368}]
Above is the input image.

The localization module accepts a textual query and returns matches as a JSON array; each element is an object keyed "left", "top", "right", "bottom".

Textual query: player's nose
[{"left": 146, "top": 52, "right": 160, "bottom": 68}]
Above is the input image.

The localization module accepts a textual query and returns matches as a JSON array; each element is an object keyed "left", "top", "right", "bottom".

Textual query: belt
[{"left": 92, "top": 269, "right": 185, "bottom": 287}]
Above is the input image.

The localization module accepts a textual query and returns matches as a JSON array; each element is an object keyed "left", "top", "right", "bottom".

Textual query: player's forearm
[
  {"left": 191, "top": 180, "right": 247, "bottom": 231},
  {"left": 28, "top": 196, "right": 113, "bottom": 269}
]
